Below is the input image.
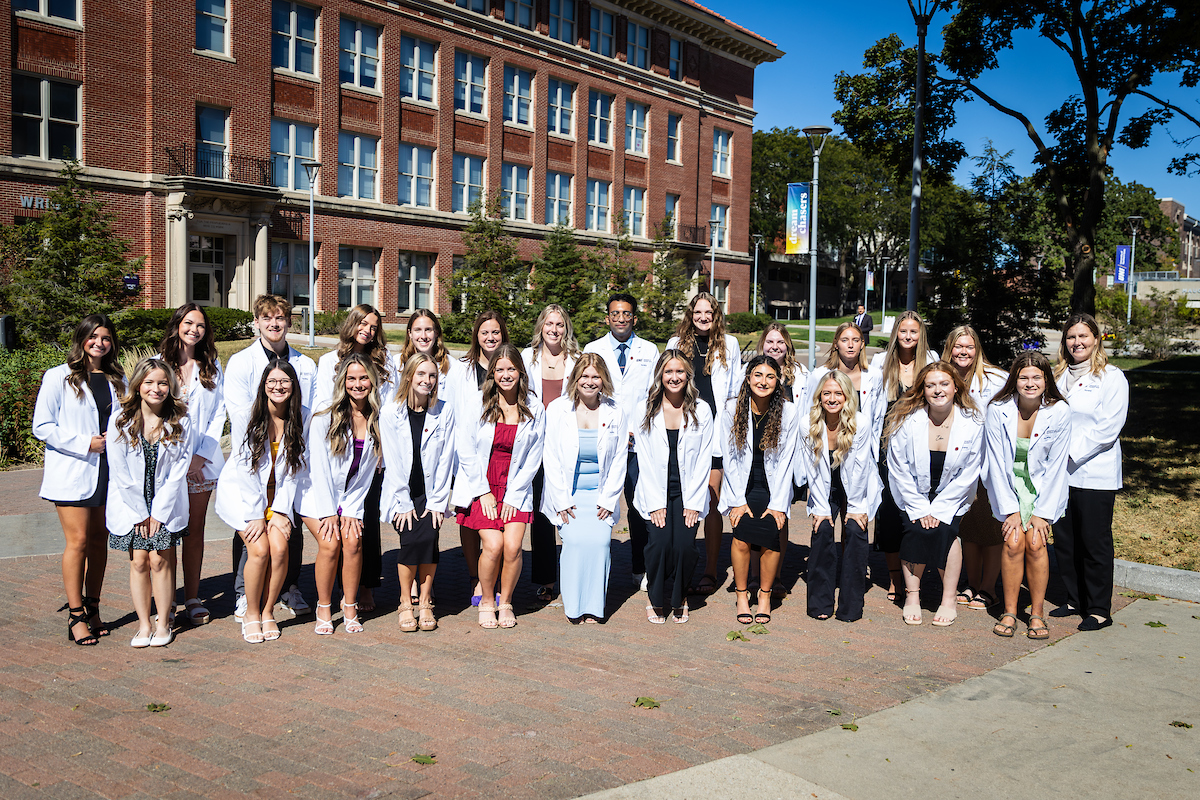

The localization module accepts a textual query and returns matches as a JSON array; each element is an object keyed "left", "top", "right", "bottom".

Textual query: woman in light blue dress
[{"left": 542, "top": 354, "right": 627, "bottom": 622}]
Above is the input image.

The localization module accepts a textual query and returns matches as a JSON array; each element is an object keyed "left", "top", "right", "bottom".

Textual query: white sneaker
[
  {"left": 641, "top": 574, "right": 649, "bottom": 592},
  {"left": 280, "top": 585, "right": 310, "bottom": 615},
  {"left": 234, "top": 595, "right": 247, "bottom": 621},
  {"left": 633, "top": 572, "right": 647, "bottom": 591}
]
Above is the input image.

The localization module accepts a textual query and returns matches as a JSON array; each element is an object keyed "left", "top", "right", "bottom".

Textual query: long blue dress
[{"left": 558, "top": 428, "right": 609, "bottom": 619}]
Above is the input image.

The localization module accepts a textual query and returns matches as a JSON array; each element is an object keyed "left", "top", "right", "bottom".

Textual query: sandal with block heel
[
  {"left": 418, "top": 602, "right": 437, "bottom": 632},
  {"left": 478, "top": 603, "right": 498, "bottom": 629},
  {"left": 754, "top": 588, "right": 772, "bottom": 625},
  {"left": 341, "top": 601, "right": 364, "bottom": 634},
  {"left": 241, "top": 620, "right": 264, "bottom": 644},
  {"left": 83, "top": 596, "right": 110, "bottom": 637},
  {"left": 314, "top": 603, "right": 334, "bottom": 635},
  {"left": 66, "top": 606, "right": 100, "bottom": 646},
  {"left": 498, "top": 603, "right": 517, "bottom": 629},
  {"left": 734, "top": 588, "right": 753, "bottom": 626},
  {"left": 398, "top": 605, "right": 418, "bottom": 633}
]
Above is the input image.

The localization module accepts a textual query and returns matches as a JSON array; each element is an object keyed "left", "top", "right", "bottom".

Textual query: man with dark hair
[{"left": 854, "top": 303, "right": 874, "bottom": 338}]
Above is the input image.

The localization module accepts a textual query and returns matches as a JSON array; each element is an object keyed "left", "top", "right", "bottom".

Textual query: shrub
[
  {"left": 294, "top": 309, "right": 349, "bottom": 337},
  {"left": 114, "top": 307, "right": 254, "bottom": 350},
  {"left": 726, "top": 312, "right": 774, "bottom": 334},
  {"left": 0, "top": 344, "right": 66, "bottom": 466},
  {"left": 637, "top": 319, "right": 677, "bottom": 343}
]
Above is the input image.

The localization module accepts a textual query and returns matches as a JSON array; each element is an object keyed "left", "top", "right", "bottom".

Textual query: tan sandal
[
  {"left": 1026, "top": 615, "right": 1050, "bottom": 640},
  {"left": 993, "top": 613, "right": 1018, "bottom": 637},
  {"left": 478, "top": 603, "right": 498, "bottom": 629},
  {"left": 397, "top": 605, "right": 418, "bottom": 633},
  {"left": 498, "top": 603, "right": 517, "bottom": 629},
  {"left": 418, "top": 602, "right": 437, "bottom": 631}
]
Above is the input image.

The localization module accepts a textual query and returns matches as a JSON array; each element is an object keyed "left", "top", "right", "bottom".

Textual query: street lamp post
[
  {"left": 301, "top": 160, "right": 321, "bottom": 348},
  {"left": 803, "top": 125, "right": 833, "bottom": 371},
  {"left": 879, "top": 256, "right": 891, "bottom": 333},
  {"left": 751, "top": 233, "right": 764, "bottom": 315},
  {"left": 906, "top": 0, "right": 944, "bottom": 312},
  {"left": 709, "top": 215, "right": 720, "bottom": 295},
  {"left": 1127, "top": 215, "right": 1143, "bottom": 325}
]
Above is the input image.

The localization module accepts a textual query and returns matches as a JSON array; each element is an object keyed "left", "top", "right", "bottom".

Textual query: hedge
[
  {"left": 0, "top": 344, "right": 65, "bottom": 466},
  {"left": 113, "top": 307, "right": 254, "bottom": 350},
  {"left": 725, "top": 312, "right": 775, "bottom": 335}
]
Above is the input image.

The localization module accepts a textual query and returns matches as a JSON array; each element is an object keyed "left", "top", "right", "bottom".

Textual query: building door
[{"left": 188, "top": 233, "right": 227, "bottom": 307}]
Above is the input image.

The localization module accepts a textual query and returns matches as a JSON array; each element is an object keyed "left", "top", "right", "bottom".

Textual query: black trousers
[
  {"left": 625, "top": 452, "right": 649, "bottom": 574},
  {"left": 807, "top": 517, "right": 869, "bottom": 621},
  {"left": 644, "top": 496, "right": 698, "bottom": 610},
  {"left": 233, "top": 512, "right": 304, "bottom": 598},
  {"left": 530, "top": 469, "right": 558, "bottom": 586},
  {"left": 1053, "top": 487, "right": 1116, "bottom": 618},
  {"left": 358, "top": 468, "right": 384, "bottom": 590}
]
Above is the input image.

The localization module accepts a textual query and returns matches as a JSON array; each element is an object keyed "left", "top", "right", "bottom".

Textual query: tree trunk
[{"left": 1070, "top": 231, "right": 1097, "bottom": 315}]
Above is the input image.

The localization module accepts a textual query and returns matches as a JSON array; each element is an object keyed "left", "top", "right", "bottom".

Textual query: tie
[{"left": 617, "top": 343, "right": 628, "bottom": 375}]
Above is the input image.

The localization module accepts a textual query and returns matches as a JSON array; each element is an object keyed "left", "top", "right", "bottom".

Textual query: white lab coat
[
  {"left": 213, "top": 434, "right": 302, "bottom": 531},
  {"left": 868, "top": 348, "right": 940, "bottom": 443},
  {"left": 313, "top": 349, "right": 399, "bottom": 414},
  {"left": 783, "top": 362, "right": 809, "bottom": 406},
  {"left": 632, "top": 402, "right": 715, "bottom": 518},
  {"left": 984, "top": 399, "right": 1072, "bottom": 523},
  {"left": 966, "top": 366, "right": 1008, "bottom": 409},
  {"left": 297, "top": 412, "right": 381, "bottom": 520},
  {"left": 387, "top": 352, "right": 456, "bottom": 404},
  {"left": 105, "top": 418, "right": 192, "bottom": 537},
  {"left": 32, "top": 363, "right": 125, "bottom": 502},
  {"left": 718, "top": 397, "right": 801, "bottom": 516},
  {"left": 886, "top": 406, "right": 986, "bottom": 524},
  {"left": 162, "top": 356, "right": 226, "bottom": 482},
  {"left": 666, "top": 333, "right": 744, "bottom": 404},
  {"left": 541, "top": 395, "right": 628, "bottom": 527},
  {"left": 520, "top": 346, "right": 576, "bottom": 405},
  {"left": 379, "top": 397, "right": 456, "bottom": 520},
  {"left": 583, "top": 333, "right": 658, "bottom": 443},
  {"left": 1056, "top": 364, "right": 1128, "bottom": 491},
  {"left": 803, "top": 365, "right": 885, "bottom": 459},
  {"left": 800, "top": 411, "right": 882, "bottom": 518},
  {"left": 224, "top": 340, "right": 317, "bottom": 451},
  {"left": 451, "top": 393, "right": 546, "bottom": 513}
]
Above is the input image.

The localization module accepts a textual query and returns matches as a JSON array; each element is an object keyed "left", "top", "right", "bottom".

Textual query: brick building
[
  {"left": 1159, "top": 198, "right": 1199, "bottom": 279},
  {"left": 2, "top": 0, "right": 781, "bottom": 322}
]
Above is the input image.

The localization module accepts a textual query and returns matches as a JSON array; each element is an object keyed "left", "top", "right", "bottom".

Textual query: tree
[
  {"left": 0, "top": 162, "right": 143, "bottom": 346},
  {"left": 587, "top": 218, "right": 641, "bottom": 302},
  {"left": 639, "top": 215, "right": 696, "bottom": 340},
  {"left": 528, "top": 224, "right": 606, "bottom": 342},
  {"left": 452, "top": 191, "right": 528, "bottom": 340}
]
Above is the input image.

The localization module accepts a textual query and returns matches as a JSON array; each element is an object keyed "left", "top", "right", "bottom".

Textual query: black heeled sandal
[
  {"left": 83, "top": 595, "right": 110, "bottom": 637},
  {"left": 734, "top": 588, "right": 753, "bottom": 625},
  {"left": 754, "top": 588, "right": 772, "bottom": 625},
  {"left": 67, "top": 606, "right": 100, "bottom": 646}
]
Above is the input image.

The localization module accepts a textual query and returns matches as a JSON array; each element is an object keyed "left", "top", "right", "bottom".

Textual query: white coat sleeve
[
  {"left": 597, "top": 411, "right": 628, "bottom": 515},
  {"left": 928, "top": 426, "right": 984, "bottom": 525},
  {"left": 503, "top": 408, "right": 546, "bottom": 513},
  {"left": 541, "top": 408, "right": 574, "bottom": 516},
  {"left": 718, "top": 404, "right": 743, "bottom": 512},
  {"left": 725, "top": 336, "right": 743, "bottom": 400},
  {"left": 845, "top": 430, "right": 875, "bottom": 516},
  {"left": 379, "top": 406, "right": 411, "bottom": 518},
  {"left": 1070, "top": 370, "right": 1129, "bottom": 467},
  {"left": 768, "top": 405, "right": 800, "bottom": 513},
  {"left": 683, "top": 409, "right": 714, "bottom": 513},
  {"left": 886, "top": 422, "right": 930, "bottom": 521},
  {"left": 150, "top": 431, "right": 192, "bottom": 527},
  {"left": 1033, "top": 409, "right": 1072, "bottom": 522},
  {"left": 195, "top": 368, "right": 227, "bottom": 465},
  {"left": 983, "top": 407, "right": 1020, "bottom": 520},
  {"left": 427, "top": 403, "right": 457, "bottom": 514},
  {"left": 303, "top": 415, "right": 339, "bottom": 519},
  {"left": 32, "top": 373, "right": 93, "bottom": 457}
]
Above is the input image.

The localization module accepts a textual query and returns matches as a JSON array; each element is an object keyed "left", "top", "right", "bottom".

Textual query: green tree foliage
[
  {"left": 0, "top": 162, "right": 142, "bottom": 346},
  {"left": 639, "top": 215, "right": 696, "bottom": 341},
  {"left": 528, "top": 224, "right": 606, "bottom": 342},
  {"left": 1095, "top": 287, "right": 1197, "bottom": 360},
  {"left": 588, "top": 218, "right": 641, "bottom": 302},
  {"left": 452, "top": 192, "right": 530, "bottom": 342}
]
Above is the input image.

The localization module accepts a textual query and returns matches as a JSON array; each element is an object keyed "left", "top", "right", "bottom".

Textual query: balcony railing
[
  {"left": 166, "top": 145, "right": 274, "bottom": 186},
  {"left": 677, "top": 224, "right": 711, "bottom": 246}
]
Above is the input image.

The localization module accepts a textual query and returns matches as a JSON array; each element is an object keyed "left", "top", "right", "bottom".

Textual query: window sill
[
  {"left": 666, "top": 159, "right": 683, "bottom": 166},
  {"left": 587, "top": 141, "right": 615, "bottom": 151},
  {"left": 454, "top": 109, "right": 489, "bottom": 123},
  {"left": 624, "top": 150, "right": 648, "bottom": 159},
  {"left": 14, "top": 11, "right": 83, "bottom": 32},
  {"left": 712, "top": 172, "right": 732, "bottom": 180},
  {"left": 548, "top": 130, "right": 575, "bottom": 142},
  {"left": 503, "top": 120, "right": 535, "bottom": 132},
  {"left": 273, "top": 67, "right": 319, "bottom": 83},
  {"left": 194, "top": 48, "right": 236, "bottom": 64},
  {"left": 400, "top": 97, "right": 439, "bottom": 111},
  {"left": 341, "top": 83, "right": 384, "bottom": 98}
]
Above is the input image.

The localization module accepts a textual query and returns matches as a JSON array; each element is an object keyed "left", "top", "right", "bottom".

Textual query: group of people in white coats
[{"left": 35, "top": 286, "right": 1127, "bottom": 646}]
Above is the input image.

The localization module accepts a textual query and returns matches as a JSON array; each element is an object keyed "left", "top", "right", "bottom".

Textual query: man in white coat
[
  {"left": 224, "top": 295, "right": 318, "bottom": 619},
  {"left": 583, "top": 293, "right": 658, "bottom": 589}
]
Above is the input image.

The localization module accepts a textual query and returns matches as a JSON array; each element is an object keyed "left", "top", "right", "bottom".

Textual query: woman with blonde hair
[
  {"left": 756, "top": 323, "right": 808, "bottom": 404},
  {"left": 542, "top": 354, "right": 628, "bottom": 622},
  {"left": 399, "top": 309, "right": 457, "bottom": 398},
  {"left": 666, "top": 293, "right": 741, "bottom": 596},
  {"left": 803, "top": 322, "right": 882, "bottom": 430},
  {"left": 298, "top": 353, "right": 383, "bottom": 635}
]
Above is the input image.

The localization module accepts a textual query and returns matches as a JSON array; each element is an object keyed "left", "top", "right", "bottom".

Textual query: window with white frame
[
  {"left": 665, "top": 193, "right": 680, "bottom": 238},
  {"left": 666, "top": 113, "right": 681, "bottom": 163},
  {"left": 500, "top": 163, "right": 530, "bottom": 221},
  {"left": 713, "top": 279, "right": 729, "bottom": 314},
  {"left": 586, "top": 179, "right": 610, "bottom": 232},
  {"left": 588, "top": 90, "right": 612, "bottom": 145},
  {"left": 713, "top": 128, "right": 732, "bottom": 176},
  {"left": 505, "top": 0, "right": 533, "bottom": 29},
  {"left": 626, "top": 22, "right": 649, "bottom": 69},
  {"left": 196, "top": 106, "right": 228, "bottom": 179},
  {"left": 398, "top": 252, "right": 434, "bottom": 313},
  {"left": 195, "top": 0, "right": 229, "bottom": 54},
  {"left": 623, "top": 186, "right": 645, "bottom": 237},
  {"left": 272, "top": 2, "right": 317, "bottom": 75},
  {"left": 337, "top": 132, "right": 378, "bottom": 200},
  {"left": 12, "top": 75, "right": 78, "bottom": 161},
  {"left": 625, "top": 102, "right": 648, "bottom": 155},
  {"left": 669, "top": 38, "right": 682, "bottom": 80},
  {"left": 14, "top": 0, "right": 77, "bottom": 22},
  {"left": 338, "top": 246, "right": 377, "bottom": 308},
  {"left": 452, "top": 153, "right": 484, "bottom": 212},
  {"left": 547, "top": 79, "right": 574, "bottom": 136},
  {"left": 503, "top": 66, "right": 533, "bottom": 126},
  {"left": 455, "top": 0, "right": 486, "bottom": 11},
  {"left": 398, "top": 144, "right": 434, "bottom": 208},
  {"left": 400, "top": 36, "right": 436, "bottom": 103},
  {"left": 711, "top": 203, "right": 728, "bottom": 249},
  {"left": 339, "top": 18, "right": 379, "bottom": 89},
  {"left": 455, "top": 52, "right": 487, "bottom": 114},
  {"left": 269, "top": 240, "right": 316, "bottom": 308},
  {"left": 270, "top": 118, "right": 317, "bottom": 191},
  {"left": 545, "top": 172, "right": 572, "bottom": 226},
  {"left": 589, "top": 8, "right": 614, "bottom": 57},
  {"left": 548, "top": 0, "right": 575, "bottom": 44}
]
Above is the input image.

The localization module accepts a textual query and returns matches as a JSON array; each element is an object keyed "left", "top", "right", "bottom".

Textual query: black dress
[
  {"left": 59, "top": 372, "right": 112, "bottom": 508},
  {"left": 874, "top": 385, "right": 910, "bottom": 553},
  {"left": 396, "top": 408, "right": 440, "bottom": 565},
  {"left": 644, "top": 427, "right": 699, "bottom": 610},
  {"left": 731, "top": 411, "right": 780, "bottom": 551},
  {"left": 691, "top": 336, "right": 722, "bottom": 471},
  {"left": 899, "top": 449, "right": 961, "bottom": 568}
]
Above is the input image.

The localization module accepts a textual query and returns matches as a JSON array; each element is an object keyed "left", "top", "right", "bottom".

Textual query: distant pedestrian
[{"left": 854, "top": 304, "right": 873, "bottom": 338}]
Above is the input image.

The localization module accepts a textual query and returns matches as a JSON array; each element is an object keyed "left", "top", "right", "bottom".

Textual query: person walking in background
[
  {"left": 854, "top": 304, "right": 873, "bottom": 339},
  {"left": 33, "top": 314, "right": 126, "bottom": 645}
]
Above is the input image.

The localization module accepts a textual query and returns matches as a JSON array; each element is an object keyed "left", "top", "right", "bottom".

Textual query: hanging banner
[
  {"left": 786, "top": 182, "right": 810, "bottom": 255},
  {"left": 866, "top": 270, "right": 875, "bottom": 291},
  {"left": 1114, "top": 245, "right": 1131, "bottom": 284}
]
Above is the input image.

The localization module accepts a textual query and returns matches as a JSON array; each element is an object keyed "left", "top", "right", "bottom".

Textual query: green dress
[{"left": 1013, "top": 437, "right": 1037, "bottom": 526}]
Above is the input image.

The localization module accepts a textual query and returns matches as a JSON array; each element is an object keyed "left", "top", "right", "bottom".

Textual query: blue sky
[{"left": 705, "top": 0, "right": 1197, "bottom": 208}]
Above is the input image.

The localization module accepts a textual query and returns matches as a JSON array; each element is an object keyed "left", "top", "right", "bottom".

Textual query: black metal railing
[
  {"left": 166, "top": 145, "right": 274, "bottom": 186},
  {"left": 677, "top": 224, "right": 711, "bottom": 245}
]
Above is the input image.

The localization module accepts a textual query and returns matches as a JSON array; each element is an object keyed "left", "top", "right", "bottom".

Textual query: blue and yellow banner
[{"left": 786, "top": 182, "right": 810, "bottom": 255}]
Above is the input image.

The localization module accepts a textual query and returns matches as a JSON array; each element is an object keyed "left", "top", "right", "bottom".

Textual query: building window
[
  {"left": 196, "top": 106, "right": 228, "bottom": 179},
  {"left": 500, "top": 163, "right": 530, "bottom": 222},
  {"left": 398, "top": 252, "right": 434, "bottom": 312},
  {"left": 504, "top": 0, "right": 533, "bottom": 30},
  {"left": 666, "top": 113, "right": 681, "bottom": 163},
  {"left": 272, "top": 2, "right": 317, "bottom": 75},
  {"left": 398, "top": 144, "right": 434, "bottom": 208},
  {"left": 545, "top": 172, "right": 572, "bottom": 226},
  {"left": 665, "top": 193, "right": 680, "bottom": 238},
  {"left": 586, "top": 179, "right": 610, "bottom": 232},
  {"left": 589, "top": 8, "right": 614, "bottom": 57},
  {"left": 339, "top": 18, "right": 379, "bottom": 89},
  {"left": 270, "top": 240, "right": 316, "bottom": 308},
  {"left": 669, "top": 38, "right": 682, "bottom": 80},
  {"left": 625, "top": 102, "right": 648, "bottom": 155},
  {"left": 14, "top": 0, "right": 77, "bottom": 22},
  {"left": 713, "top": 129, "right": 732, "bottom": 176},
  {"left": 12, "top": 75, "right": 78, "bottom": 161},
  {"left": 400, "top": 36, "right": 436, "bottom": 103},
  {"left": 711, "top": 203, "right": 728, "bottom": 249},
  {"left": 270, "top": 118, "right": 317, "bottom": 191},
  {"left": 455, "top": 0, "right": 486, "bottom": 12},
  {"left": 588, "top": 90, "right": 612, "bottom": 145},
  {"left": 548, "top": 0, "right": 575, "bottom": 44},
  {"left": 338, "top": 132, "right": 378, "bottom": 200},
  {"left": 452, "top": 153, "right": 485, "bottom": 213},
  {"left": 195, "top": 0, "right": 229, "bottom": 54},
  {"left": 547, "top": 79, "right": 574, "bottom": 136},
  {"left": 623, "top": 186, "right": 645, "bottom": 237},
  {"left": 626, "top": 22, "right": 649, "bottom": 69},
  {"left": 338, "top": 246, "right": 377, "bottom": 308},
  {"left": 455, "top": 52, "right": 487, "bottom": 114},
  {"left": 713, "top": 279, "right": 729, "bottom": 315},
  {"left": 503, "top": 66, "right": 533, "bottom": 126}
]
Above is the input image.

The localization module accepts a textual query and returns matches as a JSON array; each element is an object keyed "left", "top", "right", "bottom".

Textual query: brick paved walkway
[{"left": 1, "top": 510, "right": 1119, "bottom": 799}]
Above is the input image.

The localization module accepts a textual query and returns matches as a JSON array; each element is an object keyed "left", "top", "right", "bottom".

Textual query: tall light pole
[
  {"left": 1127, "top": 215, "right": 1143, "bottom": 325},
  {"left": 301, "top": 160, "right": 321, "bottom": 347},
  {"left": 906, "top": 0, "right": 944, "bottom": 312},
  {"left": 709, "top": 215, "right": 720, "bottom": 295},
  {"left": 751, "top": 233, "right": 764, "bottom": 314},
  {"left": 879, "top": 255, "right": 891, "bottom": 333},
  {"left": 803, "top": 125, "right": 832, "bottom": 370}
]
